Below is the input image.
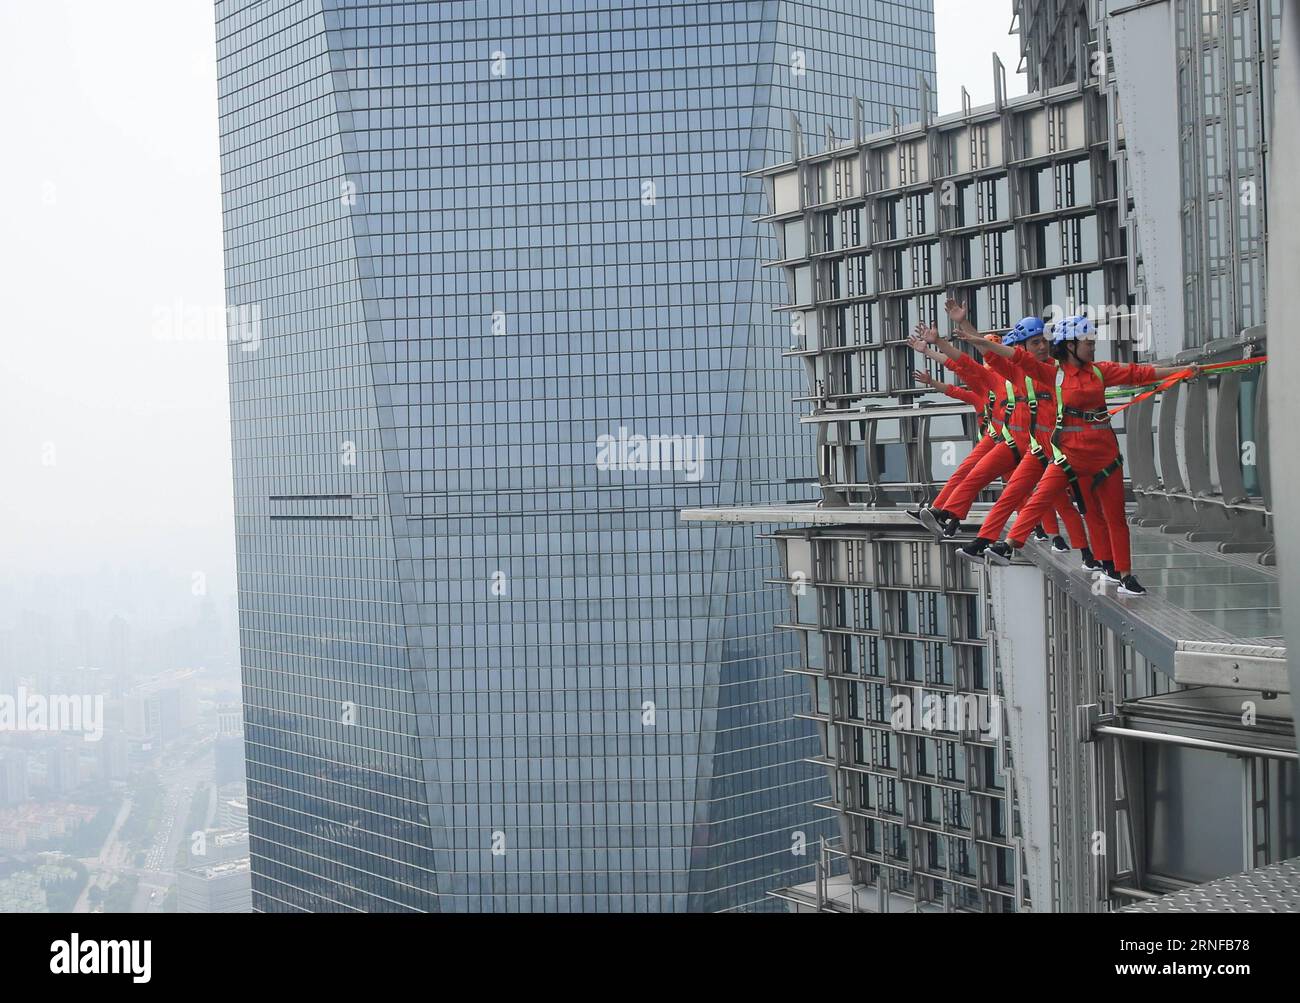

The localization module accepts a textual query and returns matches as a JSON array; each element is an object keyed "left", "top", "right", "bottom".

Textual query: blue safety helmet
[
  {"left": 1052, "top": 315, "right": 1096, "bottom": 344},
  {"left": 1003, "top": 315, "right": 1046, "bottom": 347}
]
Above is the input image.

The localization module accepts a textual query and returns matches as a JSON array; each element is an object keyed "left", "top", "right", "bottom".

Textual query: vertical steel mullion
[{"left": 1221, "top": 0, "right": 1242, "bottom": 333}]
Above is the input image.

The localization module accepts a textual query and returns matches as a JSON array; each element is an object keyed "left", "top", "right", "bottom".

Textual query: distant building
[
  {"left": 207, "top": 829, "right": 250, "bottom": 866},
  {"left": 215, "top": 704, "right": 242, "bottom": 738},
  {"left": 96, "top": 733, "right": 129, "bottom": 783},
  {"left": 72, "top": 609, "right": 94, "bottom": 670},
  {"left": 45, "top": 745, "right": 81, "bottom": 795},
  {"left": 0, "top": 801, "right": 96, "bottom": 847},
  {"left": 214, "top": 0, "right": 936, "bottom": 913},
  {"left": 183, "top": 827, "right": 249, "bottom": 869},
  {"left": 176, "top": 859, "right": 252, "bottom": 913},
  {"left": 217, "top": 797, "right": 248, "bottom": 830},
  {"left": 0, "top": 749, "right": 29, "bottom": 806},
  {"left": 213, "top": 736, "right": 244, "bottom": 786},
  {"left": 125, "top": 673, "right": 199, "bottom": 746},
  {"left": 105, "top": 615, "right": 130, "bottom": 674}
]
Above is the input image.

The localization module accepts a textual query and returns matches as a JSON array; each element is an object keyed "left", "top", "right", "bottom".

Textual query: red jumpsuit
[
  {"left": 938, "top": 382, "right": 985, "bottom": 411},
  {"left": 1007, "top": 350, "right": 1158, "bottom": 573},
  {"left": 975, "top": 353, "right": 1089, "bottom": 550},
  {"left": 934, "top": 352, "right": 1024, "bottom": 520},
  {"left": 930, "top": 355, "right": 1012, "bottom": 512}
]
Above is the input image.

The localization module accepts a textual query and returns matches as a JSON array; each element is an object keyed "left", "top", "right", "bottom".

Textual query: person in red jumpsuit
[
  {"left": 911, "top": 312, "right": 1062, "bottom": 545},
  {"left": 905, "top": 327, "right": 1013, "bottom": 538},
  {"left": 945, "top": 314, "right": 1094, "bottom": 567},
  {"left": 976, "top": 314, "right": 1198, "bottom": 596},
  {"left": 911, "top": 367, "right": 985, "bottom": 409}
]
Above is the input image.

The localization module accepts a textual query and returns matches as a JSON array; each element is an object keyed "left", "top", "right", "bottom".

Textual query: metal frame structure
[
  {"left": 1014, "top": 0, "right": 1094, "bottom": 92},
  {"left": 1267, "top": 0, "right": 1300, "bottom": 723},
  {"left": 1172, "top": 0, "right": 1280, "bottom": 346},
  {"left": 683, "top": 0, "right": 1296, "bottom": 913},
  {"left": 1127, "top": 328, "right": 1272, "bottom": 559},
  {"left": 733, "top": 63, "right": 1140, "bottom": 910},
  {"left": 988, "top": 534, "right": 1294, "bottom": 912},
  {"left": 755, "top": 72, "right": 1132, "bottom": 511},
  {"left": 773, "top": 525, "right": 1020, "bottom": 911}
]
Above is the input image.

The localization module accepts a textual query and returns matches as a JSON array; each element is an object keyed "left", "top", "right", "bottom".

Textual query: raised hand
[
  {"left": 913, "top": 321, "right": 939, "bottom": 344},
  {"left": 907, "top": 335, "right": 943, "bottom": 363},
  {"left": 949, "top": 322, "right": 984, "bottom": 344},
  {"left": 912, "top": 369, "right": 941, "bottom": 389},
  {"left": 944, "top": 297, "right": 968, "bottom": 325}
]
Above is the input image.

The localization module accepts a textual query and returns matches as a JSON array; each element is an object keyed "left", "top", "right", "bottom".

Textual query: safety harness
[
  {"left": 978, "top": 388, "right": 997, "bottom": 439},
  {"left": 1049, "top": 363, "right": 1120, "bottom": 515},
  {"left": 1023, "top": 374, "right": 1055, "bottom": 467},
  {"left": 997, "top": 380, "right": 1022, "bottom": 462}
]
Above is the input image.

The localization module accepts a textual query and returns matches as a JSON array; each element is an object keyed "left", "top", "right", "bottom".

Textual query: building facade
[
  {"left": 689, "top": 0, "right": 1295, "bottom": 912},
  {"left": 747, "top": 70, "right": 1130, "bottom": 911},
  {"left": 177, "top": 860, "right": 254, "bottom": 914},
  {"left": 214, "top": 0, "right": 936, "bottom": 911}
]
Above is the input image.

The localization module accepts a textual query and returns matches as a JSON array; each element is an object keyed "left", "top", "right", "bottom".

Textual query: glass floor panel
[
  {"left": 1130, "top": 565, "right": 1276, "bottom": 586},
  {"left": 1127, "top": 527, "right": 1279, "bottom": 641},
  {"left": 1190, "top": 607, "right": 1283, "bottom": 638}
]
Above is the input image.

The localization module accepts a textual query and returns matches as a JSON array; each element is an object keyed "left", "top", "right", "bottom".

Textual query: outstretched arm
[
  {"left": 914, "top": 370, "right": 981, "bottom": 408},
  {"left": 942, "top": 383, "right": 984, "bottom": 408},
  {"left": 943, "top": 297, "right": 981, "bottom": 340},
  {"left": 943, "top": 298, "right": 1015, "bottom": 359},
  {"left": 905, "top": 332, "right": 948, "bottom": 367},
  {"left": 912, "top": 321, "right": 996, "bottom": 392},
  {"left": 956, "top": 326, "right": 1014, "bottom": 359},
  {"left": 1098, "top": 360, "right": 1201, "bottom": 387},
  {"left": 1155, "top": 363, "right": 1201, "bottom": 380},
  {"left": 1012, "top": 346, "right": 1057, "bottom": 384},
  {"left": 983, "top": 349, "right": 1016, "bottom": 380},
  {"left": 910, "top": 322, "right": 962, "bottom": 363}
]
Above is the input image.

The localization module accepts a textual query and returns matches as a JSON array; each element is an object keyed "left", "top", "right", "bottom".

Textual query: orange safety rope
[{"left": 1104, "top": 355, "right": 1268, "bottom": 417}]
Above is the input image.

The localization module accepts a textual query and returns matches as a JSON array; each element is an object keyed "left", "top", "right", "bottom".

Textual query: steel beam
[{"left": 1266, "top": 0, "right": 1300, "bottom": 750}]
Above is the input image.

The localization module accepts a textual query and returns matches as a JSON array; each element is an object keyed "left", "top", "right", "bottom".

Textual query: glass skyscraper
[{"left": 214, "top": 0, "right": 935, "bottom": 912}]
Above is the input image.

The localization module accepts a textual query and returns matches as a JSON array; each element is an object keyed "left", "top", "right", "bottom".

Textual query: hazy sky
[
  {"left": 0, "top": 1, "right": 1025, "bottom": 612},
  {"left": 0, "top": 1, "right": 229, "bottom": 607},
  {"left": 934, "top": 0, "right": 1029, "bottom": 114}
]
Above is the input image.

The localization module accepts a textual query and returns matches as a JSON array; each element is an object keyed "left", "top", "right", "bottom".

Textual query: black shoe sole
[{"left": 918, "top": 509, "right": 944, "bottom": 540}]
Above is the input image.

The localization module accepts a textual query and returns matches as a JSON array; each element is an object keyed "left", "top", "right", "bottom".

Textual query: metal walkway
[
  {"left": 1121, "top": 857, "right": 1300, "bottom": 913},
  {"left": 1022, "top": 523, "right": 1287, "bottom": 693}
]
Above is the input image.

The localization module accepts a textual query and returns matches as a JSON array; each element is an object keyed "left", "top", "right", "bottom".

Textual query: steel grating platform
[
  {"left": 680, "top": 510, "right": 1288, "bottom": 689},
  {"left": 1019, "top": 523, "right": 1286, "bottom": 687},
  {"left": 1121, "top": 858, "right": 1300, "bottom": 913}
]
